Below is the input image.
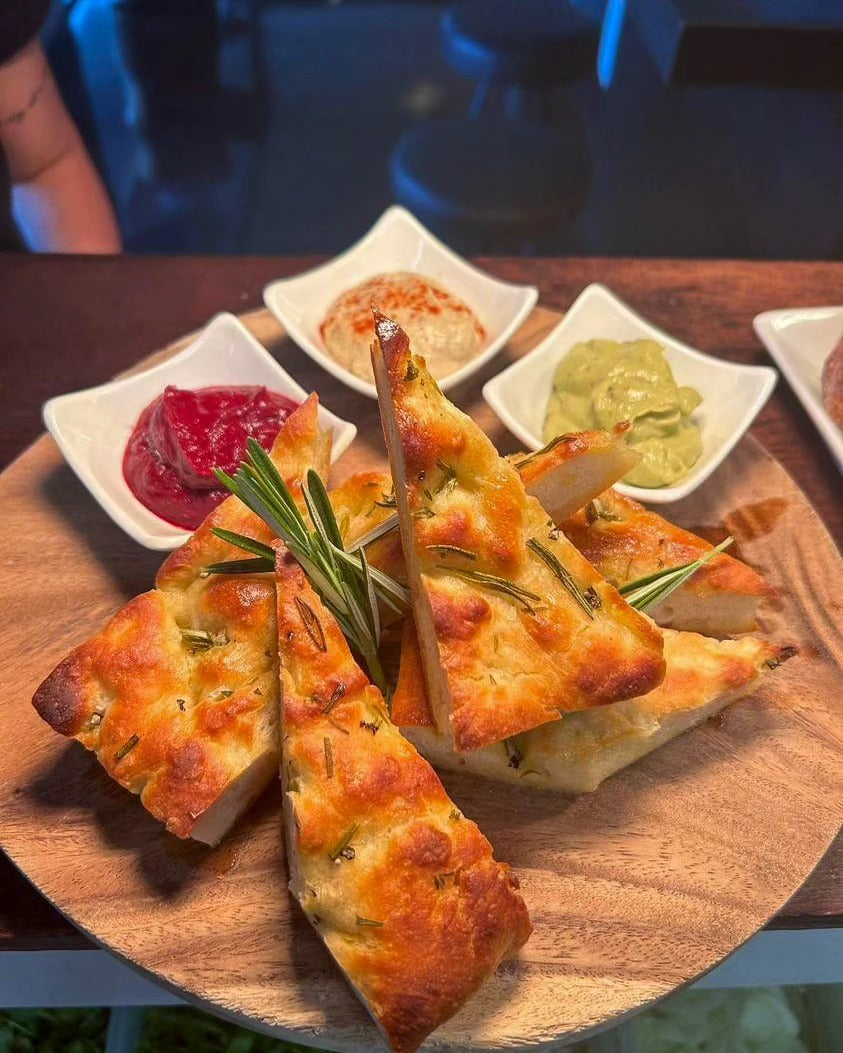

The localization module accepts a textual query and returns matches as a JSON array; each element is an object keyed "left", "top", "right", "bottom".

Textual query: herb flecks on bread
[
  {"left": 371, "top": 310, "right": 666, "bottom": 753},
  {"left": 275, "top": 550, "right": 531, "bottom": 1053}
]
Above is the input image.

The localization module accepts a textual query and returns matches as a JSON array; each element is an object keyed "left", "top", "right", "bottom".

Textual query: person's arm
[{"left": 0, "top": 39, "right": 121, "bottom": 253}]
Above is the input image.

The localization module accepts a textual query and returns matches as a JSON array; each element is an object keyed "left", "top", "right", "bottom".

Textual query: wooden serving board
[{"left": 0, "top": 308, "right": 841, "bottom": 1052}]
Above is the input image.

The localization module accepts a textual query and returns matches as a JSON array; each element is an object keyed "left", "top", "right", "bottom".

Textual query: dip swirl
[
  {"left": 543, "top": 338, "right": 702, "bottom": 488},
  {"left": 123, "top": 385, "right": 299, "bottom": 529},
  {"left": 320, "top": 272, "right": 486, "bottom": 383}
]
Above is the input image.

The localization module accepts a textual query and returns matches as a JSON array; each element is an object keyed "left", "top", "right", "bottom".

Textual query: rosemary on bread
[{"left": 210, "top": 438, "right": 408, "bottom": 695}]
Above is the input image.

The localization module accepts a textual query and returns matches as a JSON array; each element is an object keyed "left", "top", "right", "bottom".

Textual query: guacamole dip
[{"left": 542, "top": 338, "right": 702, "bottom": 488}]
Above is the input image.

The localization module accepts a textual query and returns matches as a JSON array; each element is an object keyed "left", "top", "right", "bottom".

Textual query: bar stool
[
  {"left": 443, "top": 0, "right": 597, "bottom": 120},
  {"left": 390, "top": 118, "right": 589, "bottom": 252}
]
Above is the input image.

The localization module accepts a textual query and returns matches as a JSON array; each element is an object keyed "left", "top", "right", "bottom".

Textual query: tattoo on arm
[{"left": 1, "top": 62, "right": 48, "bottom": 127}]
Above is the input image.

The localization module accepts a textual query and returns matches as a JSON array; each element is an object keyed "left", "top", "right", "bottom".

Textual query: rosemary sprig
[
  {"left": 527, "top": 538, "right": 595, "bottom": 619},
  {"left": 445, "top": 567, "right": 541, "bottom": 612},
  {"left": 214, "top": 440, "right": 409, "bottom": 694},
  {"left": 621, "top": 537, "right": 734, "bottom": 612}
]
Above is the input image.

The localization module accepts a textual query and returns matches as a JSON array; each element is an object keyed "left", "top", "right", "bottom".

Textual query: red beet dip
[{"left": 123, "top": 385, "right": 299, "bottom": 529}]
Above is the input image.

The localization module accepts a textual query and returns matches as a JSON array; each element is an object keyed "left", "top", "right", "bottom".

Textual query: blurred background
[{"left": 43, "top": 0, "right": 843, "bottom": 257}]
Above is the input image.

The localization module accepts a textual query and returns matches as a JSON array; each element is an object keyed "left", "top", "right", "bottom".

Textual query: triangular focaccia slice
[
  {"left": 334, "top": 417, "right": 638, "bottom": 575},
  {"left": 335, "top": 470, "right": 770, "bottom": 640},
  {"left": 561, "top": 489, "right": 771, "bottom": 636},
  {"left": 274, "top": 552, "right": 531, "bottom": 1053},
  {"left": 509, "top": 422, "right": 641, "bottom": 524},
  {"left": 32, "top": 396, "right": 330, "bottom": 844},
  {"left": 394, "top": 619, "right": 795, "bottom": 793},
  {"left": 333, "top": 421, "right": 639, "bottom": 554},
  {"left": 371, "top": 312, "right": 665, "bottom": 753}
]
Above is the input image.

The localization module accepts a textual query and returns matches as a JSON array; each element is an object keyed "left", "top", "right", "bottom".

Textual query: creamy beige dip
[{"left": 320, "top": 272, "right": 486, "bottom": 382}]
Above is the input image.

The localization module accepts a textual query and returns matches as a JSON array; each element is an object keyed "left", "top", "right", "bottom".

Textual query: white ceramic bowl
[
  {"left": 43, "top": 312, "right": 357, "bottom": 551},
  {"left": 754, "top": 306, "right": 843, "bottom": 475},
  {"left": 483, "top": 283, "right": 778, "bottom": 504},
  {"left": 262, "top": 205, "right": 538, "bottom": 399}
]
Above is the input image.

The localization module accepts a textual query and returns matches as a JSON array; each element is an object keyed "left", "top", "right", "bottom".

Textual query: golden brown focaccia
[
  {"left": 371, "top": 311, "right": 665, "bottom": 753},
  {"left": 333, "top": 420, "right": 638, "bottom": 579},
  {"left": 561, "top": 489, "right": 771, "bottom": 636},
  {"left": 509, "top": 423, "right": 641, "bottom": 524},
  {"left": 275, "top": 551, "right": 531, "bottom": 1053},
  {"left": 393, "top": 618, "right": 795, "bottom": 793},
  {"left": 32, "top": 396, "right": 330, "bottom": 844}
]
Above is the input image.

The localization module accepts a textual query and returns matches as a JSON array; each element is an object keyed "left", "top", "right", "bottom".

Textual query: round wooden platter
[{"left": 1, "top": 308, "right": 842, "bottom": 1052}]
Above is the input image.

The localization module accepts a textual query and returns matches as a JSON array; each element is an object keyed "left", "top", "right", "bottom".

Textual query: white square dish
[
  {"left": 262, "top": 205, "right": 538, "bottom": 399},
  {"left": 483, "top": 283, "right": 778, "bottom": 504},
  {"left": 43, "top": 312, "right": 358, "bottom": 551},
  {"left": 753, "top": 306, "right": 843, "bottom": 474}
]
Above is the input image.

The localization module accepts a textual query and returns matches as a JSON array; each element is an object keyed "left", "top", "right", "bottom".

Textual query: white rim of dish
[{"left": 263, "top": 206, "right": 539, "bottom": 399}]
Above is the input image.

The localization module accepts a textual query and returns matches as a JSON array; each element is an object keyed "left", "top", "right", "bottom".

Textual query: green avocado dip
[{"left": 542, "top": 338, "right": 703, "bottom": 488}]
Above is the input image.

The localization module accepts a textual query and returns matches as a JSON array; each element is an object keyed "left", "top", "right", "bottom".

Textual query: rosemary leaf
[
  {"left": 303, "top": 469, "right": 344, "bottom": 550},
  {"left": 346, "top": 514, "right": 399, "bottom": 552},
  {"left": 621, "top": 537, "right": 734, "bottom": 612},
  {"left": 514, "top": 433, "right": 571, "bottom": 468},
  {"left": 356, "top": 916, "right": 383, "bottom": 928},
  {"left": 294, "top": 596, "right": 327, "bottom": 652},
  {"left": 445, "top": 567, "right": 541, "bottom": 612},
  {"left": 426, "top": 544, "right": 476, "bottom": 560},
  {"left": 585, "top": 499, "right": 621, "bottom": 524},
  {"left": 323, "top": 683, "right": 346, "bottom": 714},
  {"left": 432, "top": 461, "right": 457, "bottom": 497},
  {"left": 211, "top": 528, "right": 276, "bottom": 561},
  {"left": 526, "top": 538, "right": 595, "bottom": 619},
  {"left": 328, "top": 822, "right": 359, "bottom": 862},
  {"left": 114, "top": 734, "right": 139, "bottom": 761},
  {"left": 181, "top": 628, "right": 227, "bottom": 652},
  {"left": 204, "top": 557, "right": 274, "bottom": 576},
  {"left": 764, "top": 645, "right": 799, "bottom": 670},
  {"left": 323, "top": 737, "right": 334, "bottom": 779}
]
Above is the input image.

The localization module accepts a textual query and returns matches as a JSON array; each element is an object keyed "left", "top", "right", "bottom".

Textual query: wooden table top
[{"left": 1, "top": 253, "right": 840, "bottom": 952}]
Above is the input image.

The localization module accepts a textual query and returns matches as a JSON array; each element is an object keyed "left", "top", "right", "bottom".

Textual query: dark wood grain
[
  {"left": 1, "top": 253, "right": 840, "bottom": 957},
  {"left": 632, "top": 0, "right": 843, "bottom": 88}
]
